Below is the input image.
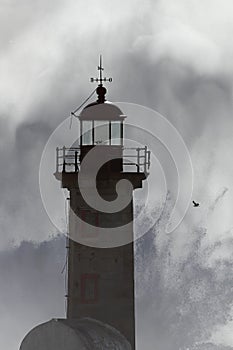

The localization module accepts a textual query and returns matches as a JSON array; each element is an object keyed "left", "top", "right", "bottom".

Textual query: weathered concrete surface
[{"left": 20, "top": 317, "right": 131, "bottom": 350}]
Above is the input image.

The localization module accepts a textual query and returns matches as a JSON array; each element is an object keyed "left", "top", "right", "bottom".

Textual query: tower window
[
  {"left": 94, "top": 121, "right": 109, "bottom": 145},
  {"left": 82, "top": 121, "right": 93, "bottom": 145},
  {"left": 111, "top": 121, "right": 122, "bottom": 145},
  {"left": 81, "top": 273, "right": 99, "bottom": 304}
]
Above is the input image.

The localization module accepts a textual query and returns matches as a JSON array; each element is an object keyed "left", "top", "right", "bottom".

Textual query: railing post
[
  {"left": 144, "top": 146, "right": 147, "bottom": 174},
  {"left": 62, "top": 146, "right": 66, "bottom": 172},
  {"left": 56, "top": 147, "right": 59, "bottom": 173},
  {"left": 75, "top": 151, "right": 78, "bottom": 172},
  {"left": 137, "top": 148, "right": 140, "bottom": 173},
  {"left": 148, "top": 150, "right": 151, "bottom": 169}
]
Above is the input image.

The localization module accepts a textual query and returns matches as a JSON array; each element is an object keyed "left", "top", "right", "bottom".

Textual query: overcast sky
[{"left": 1, "top": 0, "right": 233, "bottom": 349}]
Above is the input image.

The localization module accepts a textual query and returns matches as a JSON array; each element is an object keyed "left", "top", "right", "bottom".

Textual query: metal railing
[{"left": 56, "top": 146, "right": 150, "bottom": 174}]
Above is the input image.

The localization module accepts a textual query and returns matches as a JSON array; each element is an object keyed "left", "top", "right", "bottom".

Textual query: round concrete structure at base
[{"left": 20, "top": 318, "right": 131, "bottom": 350}]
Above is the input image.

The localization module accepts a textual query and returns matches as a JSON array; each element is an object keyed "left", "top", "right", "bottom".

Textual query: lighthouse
[
  {"left": 20, "top": 58, "right": 150, "bottom": 350},
  {"left": 54, "top": 58, "right": 150, "bottom": 349}
]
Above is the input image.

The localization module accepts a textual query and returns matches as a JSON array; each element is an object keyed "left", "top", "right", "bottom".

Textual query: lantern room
[
  {"left": 77, "top": 84, "right": 126, "bottom": 172},
  {"left": 55, "top": 58, "right": 151, "bottom": 176},
  {"left": 79, "top": 100, "right": 126, "bottom": 147}
]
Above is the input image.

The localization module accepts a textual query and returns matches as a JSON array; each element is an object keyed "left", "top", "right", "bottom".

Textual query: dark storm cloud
[
  {"left": 0, "top": 236, "right": 65, "bottom": 350},
  {"left": 0, "top": 119, "right": 55, "bottom": 248}
]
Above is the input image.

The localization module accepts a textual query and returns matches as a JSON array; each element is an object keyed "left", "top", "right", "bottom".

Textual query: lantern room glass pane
[
  {"left": 94, "top": 121, "right": 109, "bottom": 145},
  {"left": 111, "top": 121, "right": 121, "bottom": 145},
  {"left": 82, "top": 121, "right": 93, "bottom": 145}
]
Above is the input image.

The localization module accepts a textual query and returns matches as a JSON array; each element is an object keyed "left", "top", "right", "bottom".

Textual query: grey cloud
[
  {"left": 1, "top": 0, "right": 233, "bottom": 349},
  {"left": 209, "top": 187, "right": 229, "bottom": 212}
]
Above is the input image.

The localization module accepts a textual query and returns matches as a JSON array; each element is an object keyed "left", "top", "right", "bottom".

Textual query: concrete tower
[{"left": 55, "top": 58, "right": 150, "bottom": 349}]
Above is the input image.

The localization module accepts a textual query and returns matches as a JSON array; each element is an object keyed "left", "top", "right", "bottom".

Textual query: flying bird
[{"left": 192, "top": 200, "right": 200, "bottom": 207}]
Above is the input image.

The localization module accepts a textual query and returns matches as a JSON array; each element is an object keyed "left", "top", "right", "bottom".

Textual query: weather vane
[{"left": 90, "top": 55, "right": 112, "bottom": 85}]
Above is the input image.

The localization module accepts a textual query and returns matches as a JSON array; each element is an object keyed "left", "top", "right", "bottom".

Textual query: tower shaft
[
  {"left": 67, "top": 241, "right": 135, "bottom": 347},
  {"left": 61, "top": 172, "right": 145, "bottom": 348}
]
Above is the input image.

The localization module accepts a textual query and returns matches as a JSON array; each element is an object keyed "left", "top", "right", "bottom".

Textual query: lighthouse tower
[{"left": 54, "top": 59, "right": 150, "bottom": 349}]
